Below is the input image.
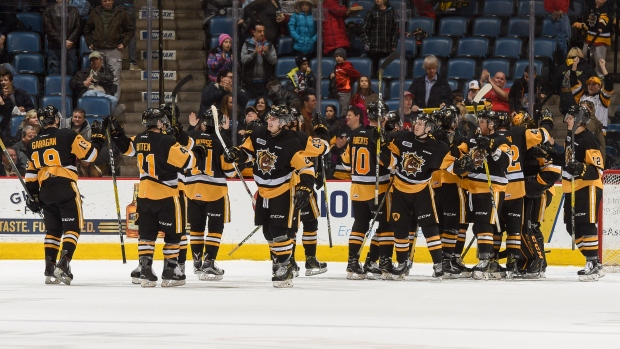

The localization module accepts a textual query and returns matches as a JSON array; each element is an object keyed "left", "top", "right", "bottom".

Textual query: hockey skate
[
  {"left": 272, "top": 261, "right": 294, "bottom": 288},
  {"left": 432, "top": 262, "right": 444, "bottom": 280},
  {"left": 472, "top": 258, "right": 491, "bottom": 280},
  {"left": 379, "top": 256, "right": 396, "bottom": 280},
  {"left": 363, "top": 259, "right": 382, "bottom": 280},
  {"left": 451, "top": 256, "right": 472, "bottom": 278},
  {"left": 193, "top": 259, "right": 202, "bottom": 275},
  {"left": 388, "top": 261, "right": 409, "bottom": 281},
  {"left": 305, "top": 256, "right": 327, "bottom": 276},
  {"left": 578, "top": 259, "right": 605, "bottom": 282},
  {"left": 441, "top": 259, "right": 462, "bottom": 279},
  {"left": 290, "top": 258, "right": 300, "bottom": 278},
  {"left": 130, "top": 263, "right": 141, "bottom": 284},
  {"left": 505, "top": 255, "right": 521, "bottom": 279},
  {"left": 199, "top": 259, "right": 224, "bottom": 281},
  {"left": 161, "top": 259, "right": 186, "bottom": 287},
  {"left": 346, "top": 258, "right": 366, "bottom": 280},
  {"left": 487, "top": 259, "right": 504, "bottom": 280},
  {"left": 53, "top": 250, "right": 73, "bottom": 285},
  {"left": 44, "top": 256, "right": 60, "bottom": 284},
  {"left": 139, "top": 256, "right": 158, "bottom": 288}
]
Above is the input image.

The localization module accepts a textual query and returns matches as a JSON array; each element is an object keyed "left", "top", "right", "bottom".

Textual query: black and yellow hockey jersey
[
  {"left": 25, "top": 127, "right": 101, "bottom": 191},
  {"left": 340, "top": 125, "right": 394, "bottom": 201},
  {"left": 388, "top": 131, "right": 454, "bottom": 194},
  {"left": 184, "top": 130, "right": 236, "bottom": 202},
  {"left": 459, "top": 132, "right": 511, "bottom": 194},
  {"left": 240, "top": 127, "right": 314, "bottom": 199},
  {"left": 332, "top": 126, "right": 354, "bottom": 180},
  {"left": 431, "top": 131, "right": 467, "bottom": 188},
  {"left": 562, "top": 129, "right": 603, "bottom": 193}
]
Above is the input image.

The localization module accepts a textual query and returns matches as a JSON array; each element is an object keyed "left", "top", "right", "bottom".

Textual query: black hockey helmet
[
  {"left": 141, "top": 107, "right": 170, "bottom": 130},
  {"left": 160, "top": 102, "right": 180, "bottom": 123},
  {"left": 436, "top": 105, "right": 459, "bottom": 129},
  {"left": 385, "top": 111, "right": 402, "bottom": 132},
  {"left": 565, "top": 105, "right": 590, "bottom": 125},
  {"left": 267, "top": 104, "right": 292, "bottom": 125},
  {"left": 288, "top": 106, "right": 304, "bottom": 127},
  {"left": 366, "top": 101, "right": 389, "bottom": 122},
  {"left": 201, "top": 107, "right": 225, "bottom": 129},
  {"left": 512, "top": 110, "right": 535, "bottom": 129},
  {"left": 415, "top": 113, "right": 438, "bottom": 134},
  {"left": 37, "top": 105, "right": 59, "bottom": 127}
]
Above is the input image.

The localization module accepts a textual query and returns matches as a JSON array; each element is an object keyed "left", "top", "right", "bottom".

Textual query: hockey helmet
[
  {"left": 160, "top": 102, "right": 180, "bottom": 123},
  {"left": 384, "top": 111, "right": 402, "bottom": 132},
  {"left": 37, "top": 105, "right": 60, "bottom": 127},
  {"left": 436, "top": 105, "right": 459, "bottom": 129},
  {"left": 565, "top": 105, "right": 590, "bottom": 125},
  {"left": 288, "top": 106, "right": 304, "bottom": 127},
  {"left": 141, "top": 107, "right": 170, "bottom": 131},
  {"left": 267, "top": 104, "right": 292, "bottom": 125},
  {"left": 512, "top": 110, "right": 535, "bottom": 129},
  {"left": 201, "top": 107, "right": 225, "bottom": 129},
  {"left": 414, "top": 113, "right": 438, "bottom": 136},
  {"left": 245, "top": 119, "right": 264, "bottom": 132},
  {"left": 366, "top": 102, "right": 389, "bottom": 122}
]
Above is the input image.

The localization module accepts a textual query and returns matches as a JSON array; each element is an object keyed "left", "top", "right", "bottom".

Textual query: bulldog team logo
[
  {"left": 256, "top": 149, "right": 277, "bottom": 175},
  {"left": 471, "top": 149, "right": 486, "bottom": 169},
  {"left": 401, "top": 152, "right": 425, "bottom": 176}
]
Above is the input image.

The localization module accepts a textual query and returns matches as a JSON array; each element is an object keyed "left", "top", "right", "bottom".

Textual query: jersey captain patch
[
  {"left": 401, "top": 151, "right": 425, "bottom": 176},
  {"left": 256, "top": 149, "right": 277, "bottom": 175}
]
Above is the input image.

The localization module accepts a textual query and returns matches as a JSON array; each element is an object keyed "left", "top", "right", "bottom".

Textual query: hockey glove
[
  {"left": 474, "top": 135, "right": 490, "bottom": 151},
  {"left": 314, "top": 124, "right": 330, "bottom": 141},
  {"left": 293, "top": 185, "right": 313, "bottom": 210},
  {"left": 171, "top": 123, "right": 183, "bottom": 139},
  {"left": 566, "top": 161, "right": 586, "bottom": 177},
  {"left": 191, "top": 143, "right": 209, "bottom": 169},
  {"left": 453, "top": 155, "right": 475, "bottom": 176},
  {"left": 524, "top": 176, "right": 545, "bottom": 198},
  {"left": 223, "top": 147, "right": 248, "bottom": 163},
  {"left": 90, "top": 120, "right": 107, "bottom": 143},
  {"left": 26, "top": 195, "right": 42, "bottom": 214},
  {"left": 103, "top": 115, "right": 125, "bottom": 138},
  {"left": 371, "top": 128, "right": 387, "bottom": 147},
  {"left": 530, "top": 143, "right": 555, "bottom": 160}
]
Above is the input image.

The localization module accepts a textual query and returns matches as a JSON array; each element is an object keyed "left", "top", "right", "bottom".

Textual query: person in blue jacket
[{"left": 288, "top": 0, "right": 316, "bottom": 57}]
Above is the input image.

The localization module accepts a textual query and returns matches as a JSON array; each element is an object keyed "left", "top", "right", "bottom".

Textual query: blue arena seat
[
  {"left": 320, "top": 79, "right": 330, "bottom": 99},
  {"left": 518, "top": 0, "right": 546, "bottom": 17},
  {"left": 6, "top": 32, "right": 41, "bottom": 55},
  {"left": 310, "top": 58, "right": 336, "bottom": 77},
  {"left": 384, "top": 100, "right": 399, "bottom": 113},
  {"left": 494, "top": 37, "right": 523, "bottom": 60},
  {"left": 456, "top": 37, "right": 489, "bottom": 58},
  {"left": 44, "top": 75, "right": 73, "bottom": 96},
  {"left": 481, "top": 58, "right": 512, "bottom": 79},
  {"left": 208, "top": 17, "right": 234, "bottom": 36},
  {"left": 406, "top": 17, "right": 435, "bottom": 35},
  {"left": 80, "top": 54, "right": 90, "bottom": 70},
  {"left": 274, "top": 57, "right": 297, "bottom": 78},
  {"left": 472, "top": 16, "right": 502, "bottom": 39},
  {"left": 534, "top": 38, "right": 557, "bottom": 64},
  {"left": 447, "top": 79, "right": 460, "bottom": 91},
  {"left": 12, "top": 74, "right": 40, "bottom": 97},
  {"left": 378, "top": 58, "right": 402, "bottom": 79},
  {"left": 506, "top": 17, "right": 531, "bottom": 39},
  {"left": 347, "top": 57, "right": 373, "bottom": 77},
  {"left": 16, "top": 12, "right": 43, "bottom": 34},
  {"left": 447, "top": 58, "right": 476, "bottom": 81},
  {"left": 277, "top": 36, "right": 294, "bottom": 56},
  {"left": 540, "top": 18, "right": 557, "bottom": 38},
  {"left": 209, "top": 35, "right": 220, "bottom": 50},
  {"left": 437, "top": 17, "right": 468, "bottom": 38},
  {"left": 396, "top": 38, "right": 417, "bottom": 58},
  {"left": 513, "top": 59, "right": 543, "bottom": 79},
  {"left": 79, "top": 35, "right": 92, "bottom": 56},
  {"left": 14, "top": 53, "right": 45, "bottom": 75},
  {"left": 10, "top": 116, "right": 22, "bottom": 139},
  {"left": 41, "top": 95, "right": 73, "bottom": 114},
  {"left": 420, "top": 36, "right": 453, "bottom": 58},
  {"left": 482, "top": 0, "right": 514, "bottom": 16},
  {"left": 78, "top": 96, "right": 112, "bottom": 117},
  {"left": 388, "top": 79, "right": 413, "bottom": 99}
]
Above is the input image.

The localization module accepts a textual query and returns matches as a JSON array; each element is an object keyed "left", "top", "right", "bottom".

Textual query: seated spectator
[
  {"left": 207, "top": 34, "right": 233, "bottom": 84},
  {"left": 550, "top": 47, "right": 596, "bottom": 115},
  {"left": 299, "top": 92, "right": 317, "bottom": 135},
  {"left": 11, "top": 109, "right": 40, "bottom": 145},
  {"left": 219, "top": 93, "right": 235, "bottom": 140},
  {"left": 288, "top": 0, "right": 316, "bottom": 57},
  {"left": 241, "top": 21, "right": 277, "bottom": 98},
  {"left": 198, "top": 69, "right": 233, "bottom": 118},
  {"left": 44, "top": 0, "right": 81, "bottom": 75},
  {"left": 1, "top": 146, "right": 21, "bottom": 176},
  {"left": 253, "top": 95, "right": 271, "bottom": 122},
  {"left": 267, "top": 78, "right": 299, "bottom": 108},
  {"left": 350, "top": 75, "right": 377, "bottom": 111},
  {"left": 330, "top": 48, "right": 360, "bottom": 117},
  {"left": 0, "top": 68, "right": 35, "bottom": 143},
  {"left": 464, "top": 80, "right": 480, "bottom": 105},
  {"left": 322, "top": 0, "right": 351, "bottom": 56},
  {"left": 70, "top": 51, "right": 119, "bottom": 108},
  {"left": 508, "top": 65, "right": 545, "bottom": 120},
  {"left": 11, "top": 125, "right": 37, "bottom": 176},
  {"left": 60, "top": 107, "right": 91, "bottom": 139},
  {"left": 407, "top": 55, "right": 452, "bottom": 111},
  {"left": 287, "top": 54, "right": 316, "bottom": 96},
  {"left": 324, "top": 104, "right": 343, "bottom": 138},
  {"left": 402, "top": 91, "right": 415, "bottom": 130},
  {"left": 480, "top": 69, "right": 510, "bottom": 113}
]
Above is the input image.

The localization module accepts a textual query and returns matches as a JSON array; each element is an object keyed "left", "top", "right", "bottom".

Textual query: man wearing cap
[
  {"left": 70, "top": 51, "right": 119, "bottom": 108},
  {"left": 479, "top": 69, "right": 510, "bottom": 112},
  {"left": 464, "top": 80, "right": 480, "bottom": 106},
  {"left": 402, "top": 91, "right": 415, "bottom": 131},
  {"left": 287, "top": 55, "right": 316, "bottom": 96},
  {"left": 572, "top": 58, "right": 613, "bottom": 137}
]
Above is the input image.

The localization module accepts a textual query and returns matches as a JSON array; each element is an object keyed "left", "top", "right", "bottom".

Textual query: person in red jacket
[
  {"left": 322, "top": 0, "right": 351, "bottom": 56},
  {"left": 330, "top": 48, "right": 361, "bottom": 117}
]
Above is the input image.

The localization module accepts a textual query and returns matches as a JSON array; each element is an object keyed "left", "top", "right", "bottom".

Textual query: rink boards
[{"left": 0, "top": 178, "right": 601, "bottom": 265}]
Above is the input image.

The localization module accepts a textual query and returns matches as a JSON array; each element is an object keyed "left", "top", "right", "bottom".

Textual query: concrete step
[
  {"left": 120, "top": 77, "right": 204, "bottom": 92},
  {"left": 134, "top": 0, "right": 203, "bottom": 10},
  {"left": 135, "top": 19, "right": 204, "bottom": 30},
  {"left": 132, "top": 29, "right": 205, "bottom": 41},
  {"left": 120, "top": 69, "right": 206, "bottom": 82},
  {"left": 131, "top": 59, "right": 205, "bottom": 71},
  {"left": 133, "top": 39, "right": 204, "bottom": 51}
]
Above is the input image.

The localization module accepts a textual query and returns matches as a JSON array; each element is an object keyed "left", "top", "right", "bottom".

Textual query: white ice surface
[{"left": 1, "top": 261, "right": 619, "bottom": 349}]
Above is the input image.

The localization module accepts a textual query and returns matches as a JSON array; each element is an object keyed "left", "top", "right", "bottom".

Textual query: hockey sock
[
  {"left": 393, "top": 226, "right": 409, "bottom": 263},
  {"left": 408, "top": 231, "right": 416, "bottom": 254},
  {"left": 302, "top": 230, "right": 317, "bottom": 257},
  {"left": 189, "top": 231, "right": 205, "bottom": 261},
  {"left": 204, "top": 231, "right": 223, "bottom": 260},
  {"left": 377, "top": 230, "right": 394, "bottom": 259},
  {"left": 44, "top": 233, "right": 61, "bottom": 263},
  {"left": 138, "top": 239, "right": 156, "bottom": 259},
  {"left": 366, "top": 235, "right": 380, "bottom": 262},
  {"left": 476, "top": 232, "right": 494, "bottom": 255},
  {"left": 163, "top": 243, "right": 180, "bottom": 261},
  {"left": 271, "top": 235, "right": 294, "bottom": 263},
  {"left": 267, "top": 240, "right": 276, "bottom": 262},
  {"left": 493, "top": 233, "right": 502, "bottom": 258},
  {"left": 454, "top": 225, "right": 468, "bottom": 255},
  {"left": 441, "top": 229, "right": 458, "bottom": 258},
  {"left": 422, "top": 225, "right": 443, "bottom": 264},
  {"left": 506, "top": 233, "right": 521, "bottom": 258},
  {"left": 348, "top": 231, "right": 365, "bottom": 258},
  {"left": 577, "top": 235, "right": 599, "bottom": 259},
  {"left": 61, "top": 230, "right": 80, "bottom": 259},
  {"left": 178, "top": 233, "right": 188, "bottom": 264}
]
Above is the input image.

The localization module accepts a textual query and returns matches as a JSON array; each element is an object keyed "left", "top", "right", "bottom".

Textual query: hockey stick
[
  {"left": 409, "top": 231, "right": 418, "bottom": 263},
  {"left": 228, "top": 225, "right": 261, "bottom": 256},
  {"left": 321, "top": 155, "right": 333, "bottom": 247},
  {"left": 357, "top": 178, "right": 394, "bottom": 258},
  {"left": 106, "top": 124, "right": 127, "bottom": 264},
  {"left": 0, "top": 137, "right": 40, "bottom": 216},
  {"left": 570, "top": 120, "right": 578, "bottom": 251},
  {"left": 481, "top": 154, "right": 502, "bottom": 232},
  {"left": 211, "top": 105, "right": 256, "bottom": 205},
  {"left": 471, "top": 83, "right": 493, "bottom": 121},
  {"left": 170, "top": 74, "right": 193, "bottom": 122}
]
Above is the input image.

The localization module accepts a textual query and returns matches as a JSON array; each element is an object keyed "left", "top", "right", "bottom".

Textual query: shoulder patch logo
[
  {"left": 392, "top": 212, "right": 400, "bottom": 221},
  {"left": 401, "top": 151, "right": 425, "bottom": 176},
  {"left": 402, "top": 141, "right": 412, "bottom": 148},
  {"left": 256, "top": 149, "right": 277, "bottom": 175},
  {"left": 257, "top": 138, "right": 266, "bottom": 145}
]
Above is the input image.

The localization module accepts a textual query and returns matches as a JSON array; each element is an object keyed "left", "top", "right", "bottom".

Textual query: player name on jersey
[
  {"left": 140, "top": 71, "right": 177, "bottom": 81},
  {"left": 141, "top": 50, "right": 177, "bottom": 60},
  {"left": 141, "top": 92, "right": 173, "bottom": 102},
  {"left": 138, "top": 9, "right": 175, "bottom": 20},
  {"left": 139, "top": 30, "right": 176, "bottom": 40}
]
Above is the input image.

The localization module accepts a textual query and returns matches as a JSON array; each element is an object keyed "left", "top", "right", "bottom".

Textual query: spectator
[
  {"left": 70, "top": 51, "right": 118, "bottom": 108},
  {"left": 236, "top": 105, "right": 260, "bottom": 143},
  {"left": 288, "top": 0, "right": 316, "bottom": 57},
  {"left": 322, "top": 0, "right": 351, "bottom": 56},
  {"left": 11, "top": 125, "right": 37, "bottom": 176},
  {"left": 198, "top": 69, "right": 233, "bottom": 118},
  {"left": 479, "top": 70, "right": 510, "bottom": 112},
  {"left": 204, "top": 0, "right": 232, "bottom": 32},
  {"left": 576, "top": 0, "right": 611, "bottom": 77},
  {"left": 60, "top": 107, "right": 91, "bottom": 139},
  {"left": 324, "top": 104, "right": 343, "bottom": 137},
  {"left": 508, "top": 65, "right": 546, "bottom": 120},
  {"left": 266, "top": 78, "right": 299, "bottom": 108},
  {"left": 330, "top": 48, "right": 360, "bottom": 117},
  {"left": 207, "top": 34, "right": 233, "bottom": 84},
  {"left": 407, "top": 55, "right": 452, "bottom": 111},
  {"left": 464, "top": 80, "right": 480, "bottom": 105},
  {"left": 241, "top": 21, "right": 277, "bottom": 98},
  {"left": 1, "top": 146, "right": 20, "bottom": 176},
  {"left": 116, "top": 0, "right": 138, "bottom": 70},
  {"left": 0, "top": 68, "right": 35, "bottom": 143},
  {"left": 287, "top": 54, "right": 316, "bottom": 96},
  {"left": 219, "top": 93, "right": 235, "bottom": 140},
  {"left": 253, "top": 95, "right": 271, "bottom": 121},
  {"left": 543, "top": 0, "right": 570, "bottom": 59},
  {"left": 350, "top": 75, "right": 377, "bottom": 111},
  {"left": 11, "top": 109, "right": 40, "bottom": 144},
  {"left": 83, "top": 0, "right": 135, "bottom": 97},
  {"left": 243, "top": 0, "right": 287, "bottom": 45},
  {"left": 362, "top": 0, "right": 398, "bottom": 78},
  {"left": 572, "top": 58, "right": 613, "bottom": 137},
  {"left": 43, "top": 0, "right": 82, "bottom": 75},
  {"left": 412, "top": 0, "right": 436, "bottom": 19},
  {"left": 299, "top": 92, "right": 317, "bottom": 136},
  {"left": 401, "top": 91, "right": 415, "bottom": 130},
  {"left": 550, "top": 47, "right": 596, "bottom": 115}
]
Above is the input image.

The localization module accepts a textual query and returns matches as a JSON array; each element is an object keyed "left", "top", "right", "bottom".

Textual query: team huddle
[{"left": 18, "top": 97, "right": 605, "bottom": 288}]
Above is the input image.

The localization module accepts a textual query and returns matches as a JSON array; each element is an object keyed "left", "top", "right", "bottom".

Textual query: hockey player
[
  {"left": 25, "top": 106, "right": 105, "bottom": 285},
  {"left": 185, "top": 108, "right": 236, "bottom": 281},
  {"left": 223, "top": 106, "right": 315, "bottom": 288},
  {"left": 339, "top": 103, "right": 395, "bottom": 280},
  {"left": 386, "top": 113, "right": 455, "bottom": 279},
  {"left": 109, "top": 108, "right": 206, "bottom": 288},
  {"left": 452, "top": 110, "right": 511, "bottom": 280},
  {"left": 562, "top": 105, "right": 605, "bottom": 281}
]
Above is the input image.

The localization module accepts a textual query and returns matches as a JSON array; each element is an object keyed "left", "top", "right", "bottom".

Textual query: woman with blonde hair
[{"left": 11, "top": 109, "right": 40, "bottom": 144}]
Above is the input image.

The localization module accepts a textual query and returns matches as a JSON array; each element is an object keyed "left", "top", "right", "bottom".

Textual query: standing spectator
[
  {"left": 70, "top": 51, "right": 118, "bottom": 108},
  {"left": 43, "top": 0, "right": 82, "bottom": 75},
  {"left": 299, "top": 92, "right": 317, "bottom": 136},
  {"left": 288, "top": 0, "right": 316, "bottom": 57},
  {"left": 11, "top": 109, "right": 40, "bottom": 145},
  {"left": 1, "top": 147, "right": 20, "bottom": 176},
  {"left": 544, "top": 0, "right": 570, "bottom": 59},
  {"left": 207, "top": 34, "right": 233, "bottom": 84},
  {"left": 253, "top": 95, "right": 271, "bottom": 121},
  {"left": 572, "top": 58, "right": 613, "bottom": 138},
  {"left": 11, "top": 125, "right": 37, "bottom": 176},
  {"left": 83, "top": 0, "right": 135, "bottom": 98},
  {"left": 350, "top": 75, "right": 377, "bottom": 111},
  {"left": 322, "top": 0, "right": 351, "bottom": 56},
  {"left": 576, "top": 0, "right": 611, "bottom": 77},
  {"left": 198, "top": 69, "right": 233, "bottom": 118},
  {"left": 508, "top": 66, "right": 546, "bottom": 119},
  {"left": 0, "top": 68, "right": 35, "bottom": 143},
  {"left": 362, "top": 0, "right": 398, "bottom": 78},
  {"left": 330, "top": 48, "right": 360, "bottom": 117},
  {"left": 243, "top": 0, "right": 287, "bottom": 45},
  {"left": 116, "top": 1, "right": 138, "bottom": 70},
  {"left": 407, "top": 55, "right": 452, "bottom": 111},
  {"left": 479, "top": 70, "right": 510, "bottom": 112},
  {"left": 286, "top": 54, "right": 316, "bottom": 96},
  {"left": 549, "top": 47, "right": 596, "bottom": 115},
  {"left": 241, "top": 22, "right": 277, "bottom": 98}
]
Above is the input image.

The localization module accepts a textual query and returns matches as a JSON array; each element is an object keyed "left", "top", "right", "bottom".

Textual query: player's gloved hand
[
  {"left": 371, "top": 127, "right": 386, "bottom": 146},
  {"left": 474, "top": 135, "right": 490, "bottom": 150},
  {"left": 432, "top": 128, "right": 447, "bottom": 142},
  {"left": 170, "top": 123, "right": 183, "bottom": 139},
  {"left": 191, "top": 143, "right": 208, "bottom": 169},
  {"left": 103, "top": 115, "right": 124, "bottom": 137},
  {"left": 566, "top": 161, "right": 586, "bottom": 177},
  {"left": 530, "top": 142, "right": 555, "bottom": 160},
  {"left": 223, "top": 146, "right": 247, "bottom": 163},
  {"left": 26, "top": 194, "right": 42, "bottom": 214},
  {"left": 453, "top": 154, "right": 475, "bottom": 175},
  {"left": 312, "top": 111, "right": 325, "bottom": 128},
  {"left": 525, "top": 176, "right": 545, "bottom": 198},
  {"left": 90, "top": 120, "right": 107, "bottom": 143},
  {"left": 293, "top": 185, "right": 313, "bottom": 209}
]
